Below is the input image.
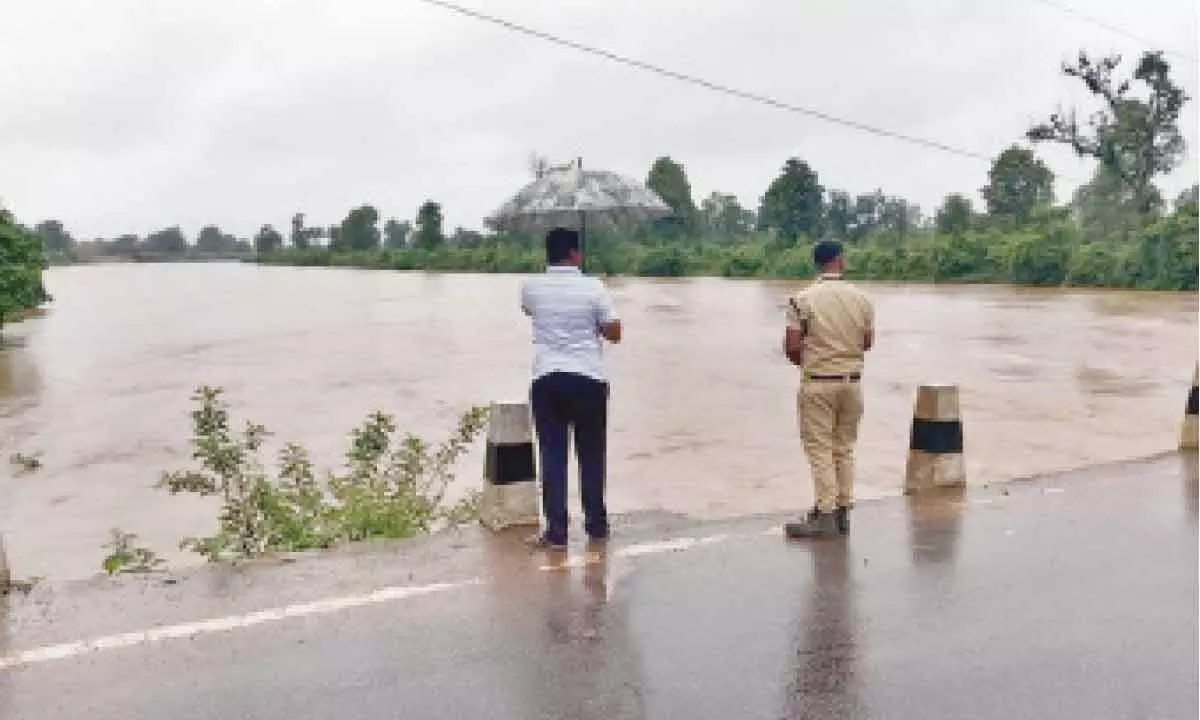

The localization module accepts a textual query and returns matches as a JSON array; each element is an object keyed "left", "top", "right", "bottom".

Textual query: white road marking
[
  {"left": 1, "top": 530, "right": 746, "bottom": 672},
  {"left": 538, "top": 532, "right": 734, "bottom": 571},
  {"left": 0, "top": 580, "right": 477, "bottom": 672},
  {"left": 617, "top": 533, "right": 729, "bottom": 558}
]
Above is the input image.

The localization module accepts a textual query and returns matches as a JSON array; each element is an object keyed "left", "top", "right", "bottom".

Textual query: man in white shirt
[{"left": 520, "top": 227, "right": 622, "bottom": 550}]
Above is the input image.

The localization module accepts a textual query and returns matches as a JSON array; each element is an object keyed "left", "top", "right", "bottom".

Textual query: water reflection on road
[{"left": 0, "top": 264, "right": 1195, "bottom": 579}]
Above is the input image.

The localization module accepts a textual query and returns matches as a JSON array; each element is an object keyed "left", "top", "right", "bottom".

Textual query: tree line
[
  {"left": 30, "top": 202, "right": 451, "bottom": 265},
  {"left": 260, "top": 49, "right": 1200, "bottom": 290},
  {"left": 36, "top": 222, "right": 253, "bottom": 264},
  {"left": 18, "top": 49, "right": 1200, "bottom": 292}
]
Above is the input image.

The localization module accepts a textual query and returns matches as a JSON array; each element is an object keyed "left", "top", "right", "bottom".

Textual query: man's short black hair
[
  {"left": 812, "top": 240, "right": 844, "bottom": 268},
  {"left": 545, "top": 227, "right": 580, "bottom": 264}
]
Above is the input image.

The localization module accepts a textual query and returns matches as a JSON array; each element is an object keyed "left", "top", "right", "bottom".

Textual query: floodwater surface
[{"left": 0, "top": 264, "right": 1195, "bottom": 579}]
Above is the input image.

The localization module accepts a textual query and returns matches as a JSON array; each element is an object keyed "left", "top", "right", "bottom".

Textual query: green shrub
[{"left": 158, "top": 386, "right": 488, "bottom": 562}]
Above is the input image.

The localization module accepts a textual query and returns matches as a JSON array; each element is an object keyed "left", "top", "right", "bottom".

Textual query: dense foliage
[
  {"left": 0, "top": 208, "right": 50, "bottom": 332},
  {"left": 255, "top": 199, "right": 1197, "bottom": 289}
]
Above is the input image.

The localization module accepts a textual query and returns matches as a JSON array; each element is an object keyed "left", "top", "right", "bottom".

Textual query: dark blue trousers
[{"left": 530, "top": 372, "right": 609, "bottom": 544}]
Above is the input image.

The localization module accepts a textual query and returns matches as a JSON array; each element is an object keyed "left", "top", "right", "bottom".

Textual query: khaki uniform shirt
[{"left": 785, "top": 274, "right": 874, "bottom": 376}]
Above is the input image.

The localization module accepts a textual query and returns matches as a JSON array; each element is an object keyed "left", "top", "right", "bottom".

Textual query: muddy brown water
[{"left": 0, "top": 264, "right": 1195, "bottom": 579}]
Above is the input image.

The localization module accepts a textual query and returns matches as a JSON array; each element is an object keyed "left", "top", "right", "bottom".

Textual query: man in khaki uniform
[{"left": 782, "top": 240, "right": 875, "bottom": 539}]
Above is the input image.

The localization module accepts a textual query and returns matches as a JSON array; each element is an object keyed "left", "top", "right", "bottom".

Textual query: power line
[
  {"left": 1027, "top": 0, "right": 1198, "bottom": 62},
  {"left": 413, "top": 0, "right": 994, "bottom": 163}
]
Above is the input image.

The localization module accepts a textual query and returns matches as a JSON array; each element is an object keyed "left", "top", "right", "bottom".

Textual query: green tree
[
  {"left": 195, "top": 225, "right": 233, "bottom": 254},
  {"left": 879, "top": 196, "right": 920, "bottom": 237},
  {"left": 145, "top": 226, "right": 188, "bottom": 255},
  {"left": 1065, "top": 242, "right": 1120, "bottom": 286},
  {"left": 1128, "top": 202, "right": 1199, "bottom": 290},
  {"left": 1027, "top": 51, "right": 1188, "bottom": 212},
  {"left": 981, "top": 145, "right": 1055, "bottom": 226},
  {"left": 383, "top": 218, "right": 411, "bottom": 248},
  {"left": 339, "top": 205, "right": 381, "bottom": 251},
  {"left": 933, "top": 230, "right": 991, "bottom": 279},
  {"left": 254, "top": 225, "right": 284, "bottom": 255},
  {"left": 1174, "top": 184, "right": 1198, "bottom": 213},
  {"left": 935, "top": 194, "right": 974, "bottom": 236},
  {"left": 290, "top": 213, "right": 307, "bottom": 249},
  {"left": 758, "top": 158, "right": 824, "bottom": 244},
  {"left": 646, "top": 156, "right": 697, "bottom": 235},
  {"left": 851, "top": 191, "right": 885, "bottom": 241},
  {"left": 112, "top": 234, "right": 140, "bottom": 255},
  {"left": 0, "top": 208, "right": 49, "bottom": 332},
  {"left": 1072, "top": 166, "right": 1145, "bottom": 243},
  {"left": 414, "top": 201, "right": 444, "bottom": 250},
  {"left": 451, "top": 227, "right": 485, "bottom": 249},
  {"left": 290, "top": 213, "right": 322, "bottom": 250},
  {"left": 34, "top": 219, "right": 75, "bottom": 260},
  {"left": 825, "top": 191, "right": 853, "bottom": 241},
  {"left": 999, "top": 209, "right": 1076, "bottom": 285},
  {"left": 699, "top": 192, "right": 753, "bottom": 238}
]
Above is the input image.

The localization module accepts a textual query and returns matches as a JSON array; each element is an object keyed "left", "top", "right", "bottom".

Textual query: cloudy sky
[{"left": 1, "top": 0, "right": 1196, "bottom": 239}]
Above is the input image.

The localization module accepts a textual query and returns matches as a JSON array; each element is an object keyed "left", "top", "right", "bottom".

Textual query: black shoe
[
  {"left": 834, "top": 506, "right": 850, "bottom": 535},
  {"left": 525, "top": 533, "right": 568, "bottom": 551},
  {"left": 784, "top": 509, "right": 840, "bottom": 539}
]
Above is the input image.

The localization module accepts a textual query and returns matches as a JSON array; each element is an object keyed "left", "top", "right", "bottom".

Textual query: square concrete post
[
  {"left": 478, "top": 402, "right": 541, "bottom": 530},
  {"left": 905, "top": 384, "right": 966, "bottom": 494},
  {"left": 0, "top": 534, "right": 10, "bottom": 595},
  {"left": 1180, "top": 364, "right": 1198, "bottom": 451}
]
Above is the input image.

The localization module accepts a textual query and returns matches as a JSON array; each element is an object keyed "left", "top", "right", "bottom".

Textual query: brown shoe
[{"left": 784, "top": 508, "right": 840, "bottom": 539}]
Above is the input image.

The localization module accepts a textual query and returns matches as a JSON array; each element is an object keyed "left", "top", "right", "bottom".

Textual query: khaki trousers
[{"left": 798, "top": 378, "right": 864, "bottom": 513}]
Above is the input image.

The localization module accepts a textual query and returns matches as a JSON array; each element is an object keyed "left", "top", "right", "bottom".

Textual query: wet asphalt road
[{"left": 1, "top": 453, "right": 1196, "bottom": 719}]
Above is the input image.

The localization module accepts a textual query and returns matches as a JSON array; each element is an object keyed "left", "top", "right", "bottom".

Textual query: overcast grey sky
[{"left": 1, "top": 0, "right": 1196, "bottom": 239}]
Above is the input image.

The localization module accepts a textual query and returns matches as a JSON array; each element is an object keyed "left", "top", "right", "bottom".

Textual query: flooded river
[{"left": 0, "top": 264, "right": 1196, "bottom": 579}]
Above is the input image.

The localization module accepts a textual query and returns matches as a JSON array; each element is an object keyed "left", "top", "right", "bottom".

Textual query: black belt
[{"left": 806, "top": 373, "right": 861, "bottom": 381}]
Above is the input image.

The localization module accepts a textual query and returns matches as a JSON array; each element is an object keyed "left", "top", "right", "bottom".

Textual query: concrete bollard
[
  {"left": 904, "top": 384, "right": 966, "bottom": 494},
  {"left": 1180, "top": 365, "right": 1198, "bottom": 451},
  {"left": 478, "top": 402, "right": 541, "bottom": 531},
  {"left": 0, "top": 534, "right": 10, "bottom": 595}
]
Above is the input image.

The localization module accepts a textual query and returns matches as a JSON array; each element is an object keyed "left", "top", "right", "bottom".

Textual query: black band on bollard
[
  {"left": 486, "top": 442, "right": 536, "bottom": 485},
  {"left": 1187, "top": 386, "right": 1198, "bottom": 416},
  {"left": 909, "top": 419, "right": 964, "bottom": 454}
]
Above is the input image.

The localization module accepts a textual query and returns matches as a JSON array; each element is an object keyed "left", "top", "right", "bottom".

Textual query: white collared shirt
[{"left": 520, "top": 265, "right": 618, "bottom": 382}]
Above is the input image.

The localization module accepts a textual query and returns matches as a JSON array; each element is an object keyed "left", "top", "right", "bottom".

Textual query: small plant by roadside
[
  {"left": 158, "top": 386, "right": 488, "bottom": 562},
  {"left": 9, "top": 451, "right": 42, "bottom": 474},
  {"left": 102, "top": 528, "right": 166, "bottom": 575}
]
